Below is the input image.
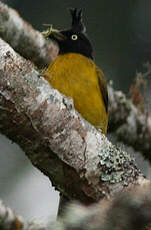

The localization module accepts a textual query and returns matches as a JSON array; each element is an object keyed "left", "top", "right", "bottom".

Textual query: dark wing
[{"left": 96, "top": 66, "right": 108, "bottom": 113}]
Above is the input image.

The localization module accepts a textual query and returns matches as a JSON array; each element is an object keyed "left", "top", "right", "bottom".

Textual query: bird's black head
[{"left": 46, "top": 8, "right": 93, "bottom": 59}]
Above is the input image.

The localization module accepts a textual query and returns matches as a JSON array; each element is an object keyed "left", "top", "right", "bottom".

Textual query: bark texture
[
  {"left": 0, "top": 38, "right": 146, "bottom": 203},
  {"left": 108, "top": 84, "right": 151, "bottom": 160},
  {"left": 0, "top": 1, "right": 58, "bottom": 68},
  {"left": 0, "top": 2, "right": 151, "bottom": 228},
  {"left": 52, "top": 183, "right": 151, "bottom": 230},
  {"left": 0, "top": 0, "right": 150, "bottom": 161}
]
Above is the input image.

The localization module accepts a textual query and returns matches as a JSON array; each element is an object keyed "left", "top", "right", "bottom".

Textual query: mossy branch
[
  {"left": 0, "top": 1, "right": 151, "bottom": 161},
  {"left": 0, "top": 1, "right": 151, "bottom": 229},
  {"left": 0, "top": 37, "right": 148, "bottom": 203}
]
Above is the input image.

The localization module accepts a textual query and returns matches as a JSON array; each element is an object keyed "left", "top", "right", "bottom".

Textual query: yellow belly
[{"left": 44, "top": 53, "right": 108, "bottom": 134}]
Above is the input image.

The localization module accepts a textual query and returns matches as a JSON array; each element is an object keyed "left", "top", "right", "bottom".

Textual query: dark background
[
  {"left": 5, "top": 0, "right": 151, "bottom": 91},
  {"left": 0, "top": 0, "right": 151, "bottom": 222}
]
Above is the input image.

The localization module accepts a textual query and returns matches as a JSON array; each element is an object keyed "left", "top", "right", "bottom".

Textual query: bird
[{"left": 43, "top": 8, "right": 108, "bottom": 134}]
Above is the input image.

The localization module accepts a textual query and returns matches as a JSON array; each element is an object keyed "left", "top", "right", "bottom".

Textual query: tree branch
[
  {"left": 0, "top": 1, "right": 58, "bottom": 68},
  {"left": 108, "top": 84, "right": 151, "bottom": 161},
  {"left": 0, "top": 1, "right": 150, "bottom": 161},
  {"left": 0, "top": 37, "right": 148, "bottom": 203},
  {"left": 52, "top": 184, "right": 151, "bottom": 230},
  {"left": 0, "top": 200, "right": 46, "bottom": 230},
  {"left": 0, "top": 2, "right": 151, "bottom": 228}
]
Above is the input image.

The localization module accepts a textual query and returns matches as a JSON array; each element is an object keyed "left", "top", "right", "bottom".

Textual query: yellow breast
[{"left": 44, "top": 53, "right": 108, "bottom": 134}]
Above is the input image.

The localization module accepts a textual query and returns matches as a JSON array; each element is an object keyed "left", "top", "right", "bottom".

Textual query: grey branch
[
  {"left": 108, "top": 84, "right": 151, "bottom": 160},
  {"left": 0, "top": 38, "right": 149, "bottom": 203},
  {"left": 0, "top": 1, "right": 58, "bottom": 68},
  {"left": 0, "top": 2, "right": 151, "bottom": 229},
  {"left": 52, "top": 184, "right": 151, "bottom": 230},
  {"left": 0, "top": 1, "right": 150, "bottom": 160},
  {"left": 0, "top": 200, "right": 46, "bottom": 230}
]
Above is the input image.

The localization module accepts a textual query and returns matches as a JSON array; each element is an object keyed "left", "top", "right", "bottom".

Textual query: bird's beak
[
  {"left": 50, "top": 30, "right": 67, "bottom": 41},
  {"left": 42, "top": 26, "right": 66, "bottom": 41}
]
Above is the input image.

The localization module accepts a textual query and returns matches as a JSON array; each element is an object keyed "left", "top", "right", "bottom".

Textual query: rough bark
[
  {"left": 0, "top": 1, "right": 150, "bottom": 161},
  {"left": 108, "top": 84, "right": 151, "bottom": 160},
  {"left": 0, "top": 38, "right": 148, "bottom": 203},
  {"left": 1, "top": 183, "right": 151, "bottom": 230},
  {"left": 52, "top": 184, "right": 151, "bottom": 230},
  {"left": 0, "top": 1, "right": 58, "bottom": 68}
]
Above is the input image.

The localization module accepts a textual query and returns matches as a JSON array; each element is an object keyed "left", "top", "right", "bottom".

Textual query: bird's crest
[{"left": 69, "top": 8, "right": 86, "bottom": 33}]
